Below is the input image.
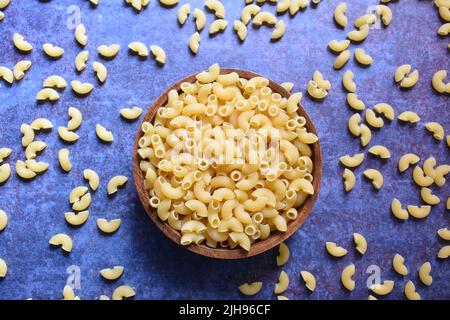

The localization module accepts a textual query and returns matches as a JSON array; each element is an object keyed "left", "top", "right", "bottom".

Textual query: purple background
[{"left": 0, "top": 0, "right": 448, "bottom": 300}]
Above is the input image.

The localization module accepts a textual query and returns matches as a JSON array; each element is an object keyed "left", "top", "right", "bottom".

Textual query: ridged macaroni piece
[
  {"left": 97, "top": 218, "right": 121, "bottom": 234},
  {"left": 370, "top": 280, "right": 394, "bottom": 296},
  {"left": 404, "top": 281, "right": 420, "bottom": 300},
  {"left": 368, "top": 145, "right": 390, "bottom": 159},
  {"left": 234, "top": 20, "right": 248, "bottom": 41},
  {"left": 425, "top": 122, "right": 445, "bottom": 141},
  {"left": 437, "top": 228, "right": 450, "bottom": 240},
  {"left": 277, "top": 0, "right": 291, "bottom": 13},
  {"left": 0, "top": 164, "right": 10, "bottom": 183},
  {"left": 276, "top": 242, "right": 290, "bottom": 266},
  {"left": 209, "top": 19, "right": 228, "bottom": 35},
  {"left": 58, "top": 126, "right": 79, "bottom": 142},
  {"left": 438, "top": 246, "right": 450, "bottom": 259},
  {"left": 398, "top": 153, "right": 420, "bottom": 172},
  {"left": 0, "top": 209, "right": 7, "bottom": 231},
  {"left": 189, "top": 32, "right": 201, "bottom": 54},
  {"left": 150, "top": 45, "right": 166, "bottom": 64},
  {"left": 21, "top": 124, "right": 35, "bottom": 147},
  {"left": 96, "top": 124, "right": 113, "bottom": 142},
  {"left": 253, "top": 11, "right": 277, "bottom": 26},
  {"left": 347, "top": 24, "right": 369, "bottom": 42},
  {"left": 71, "top": 80, "right": 93, "bottom": 95},
  {"left": 239, "top": 282, "right": 263, "bottom": 296},
  {"left": 16, "top": 160, "right": 36, "bottom": 179},
  {"left": 373, "top": 103, "right": 395, "bottom": 121},
  {"left": 13, "top": 60, "right": 31, "bottom": 81},
  {"left": 394, "top": 64, "right": 419, "bottom": 88},
  {"left": 418, "top": 262, "right": 432, "bottom": 286},
  {"left": 376, "top": 5, "right": 392, "bottom": 26},
  {"left": 97, "top": 44, "right": 120, "bottom": 58},
  {"left": 354, "top": 48, "right": 373, "bottom": 66},
  {"left": 280, "top": 82, "right": 294, "bottom": 92},
  {"left": 75, "top": 50, "right": 89, "bottom": 72},
  {"left": 342, "top": 70, "right": 356, "bottom": 92},
  {"left": 75, "top": 23, "right": 87, "bottom": 46},
  {"left": 58, "top": 148, "right": 72, "bottom": 172},
  {"left": 70, "top": 186, "right": 88, "bottom": 204},
  {"left": 241, "top": 4, "right": 260, "bottom": 25},
  {"left": 49, "top": 233, "right": 73, "bottom": 252},
  {"left": 398, "top": 111, "right": 420, "bottom": 123},
  {"left": 353, "top": 233, "right": 367, "bottom": 255},
  {"left": 274, "top": 270, "right": 289, "bottom": 294},
  {"left": 341, "top": 264, "right": 356, "bottom": 291},
  {"left": 43, "top": 43, "right": 64, "bottom": 58},
  {"left": 67, "top": 107, "right": 82, "bottom": 131},
  {"left": 342, "top": 168, "right": 355, "bottom": 192},
  {"left": 300, "top": 271, "right": 316, "bottom": 292},
  {"left": 392, "top": 253, "right": 408, "bottom": 276},
  {"left": 435, "top": 164, "right": 450, "bottom": 187},
  {"left": 407, "top": 205, "right": 431, "bottom": 219},
  {"left": 112, "top": 285, "right": 135, "bottom": 300},
  {"left": 363, "top": 169, "right": 383, "bottom": 189},
  {"left": 289, "top": 0, "right": 309, "bottom": 16},
  {"left": 36, "top": 88, "right": 60, "bottom": 102},
  {"left": 128, "top": 41, "right": 148, "bottom": 57},
  {"left": 334, "top": 3, "right": 347, "bottom": 28},
  {"left": 307, "top": 80, "right": 328, "bottom": 99},
  {"left": 120, "top": 106, "right": 142, "bottom": 120},
  {"left": 83, "top": 169, "right": 100, "bottom": 191},
  {"left": 0, "top": 258, "right": 6, "bottom": 278},
  {"left": 438, "top": 23, "right": 450, "bottom": 35},
  {"left": 107, "top": 175, "right": 128, "bottom": 195},
  {"left": 65, "top": 211, "right": 89, "bottom": 226},
  {"left": 63, "top": 285, "right": 79, "bottom": 300},
  {"left": 354, "top": 14, "right": 376, "bottom": 28},
  {"left": 333, "top": 50, "right": 351, "bottom": 69},
  {"left": 93, "top": 61, "right": 108, "bottom": 83},
  {"left": 100, "top": 266, "right": 124, "bottom": 281},
  {"left": 0, "top": 147, "right": 12, "bottom": 163},
  {"left": 360, "top": 124, "right": 371, "bottom": 146},
  {"left": 0, "top": 66, "right": 13, "bottom": 84},
  {"left": 340, "top": 153, "right": 364, "bottom": 168},
  {"left": 348, "top": 113, "right": 361, "bottom": 136},
  {"left": 312, "top": 71, "right": 331, "bottom": 91},
  {"left": 420, "top": 187, "right": 440, "bottom": 205},
  {"left": 0, "top": 11, "right": 4, "bottom": 22},
  {"left": 205, "top": 0, "right": 225, "bottom": 18},
  {"left": 43, "top": 75, "right": 67, "bottom": 89},
  {"left": 328, "top": 39, "right": 350, "bottom": 53},
  {"left": 194, "top": 8, "right": 206, "bottom": 31},
  {"left": 160, "top": 0, "right": 178, "bottom": 6},
  {"left": 432, "top": 70, "right": 450, "bottom": 94},
  {"left": 177, "top": 3, "right": 190, "bottom": 25},
  {"left": 272, "top": 20, "right": 286, "bottom": 40},
  {"left": 346, "top": 93, "right": 365, "bottom": 111},
  {"left": 138, "top": 64, "right": 317, "bottom": 250},
  {"left": 412, "top": 166, "right": 434, "bottom": 187},
  {"left": 438, "top": 6, "right": 450, "bottom": 21},
  {"left": 0, "top": 0, "right": 9, "bottom": 10},
  {"left": 25, "top": 140, "right": 46, "bottom": 160},
  {"left": 13, "top": 33, "right": 33, "bottom": 52},
  {"left": 325, "top": 242, "right": 347, "bottom": 257},
  {"left": 277, "top": 295, "right": 289, "bottom": 300}
]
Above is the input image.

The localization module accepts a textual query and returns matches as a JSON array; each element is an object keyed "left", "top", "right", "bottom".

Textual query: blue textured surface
[{"left": 0, "top": 0, "right": 449, "bottom": 300}]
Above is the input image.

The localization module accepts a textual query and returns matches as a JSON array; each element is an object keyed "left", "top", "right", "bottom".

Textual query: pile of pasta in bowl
[{"left": 136, "top": 63, "right": 319, "bottom": 253}]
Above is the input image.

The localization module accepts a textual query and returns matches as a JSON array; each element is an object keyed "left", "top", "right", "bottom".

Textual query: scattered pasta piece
[
  {"left": 194, "top": 8, "right": 206, "bottom": 31},
  {"left": 100, "top": 266, "right": 124, "bottom": 281},
  {"left": 274, "top": 270, "right": 289, "bottom": 294},
  {"left": 253, "top": 11, "right": 277, "bottom": 26},
  {"left": 96, "top": 124, "right": 113, "bottom": 142},
  {"left": 36, "top": 88, "right": 59, "bottom": 102},
  {"left": 93, "top": 61, "right": 108, "bottom": 83},
  {"left": 128, "top": 41, "right": 148, "bottom": 57},
  {"left": 333, "top": 3, "right": 347, "bottom": 28},
  {"left": 0, "top": 163, "right": 11, "bottom": 184},
  {"left": 58, "top": 127, "right": 79, "bottom": 142},
  {"left": 16, "top": 160, "right": 36, "bottom": 179},
  {"left": 342, "top": 168, "right": 355, "bottom": 192},
  {"left": 346, "top": 93, "right": 365, "bottom": 111},
  {"left": 370, "top": 280, "right": 394, "bottom": 296},
  {"left": 368, "top": 145, "right": 390, "bottom": 159},
  {"left": 65, "top": 211, "right": 89, "bottom": 226},
  {"left": 71, "top": 80, "right": 93, "bottom": 95},
  {"left": 0, "top": 209, "right": 7, "bottom": 231},
  {"left": 307, "top": 80, "right": 327, "bottom": 99},
  {"left": 348, "top": 113, "right": 361, "bottom": 136},
  {"left": 234, "top": 20, "right": 248, "bottom": 41},
  {"left": 341, "top": 264, "right": 356, "bottom": 291},
  {"left": 112, "top": 285, "right": 135, "bottom": 300},
  {"left": 394, "top": 64, "right": 419, "bottom": 88},
  {"left": 340, "top": 153, "right": 364, "bottom": 168},
  {"left": 359, "top": 124, "right": 372, "bottom": 147},
  {"left": 97, "top": 218, "right": 121, "bottom": 234},
  {"left": 392, "top": 254, "right": 408, "bottom": 276},
  {"left": 354, "top": 48, "right": 373, "bottom": 66},
  {"left": 107, "top": 175, "right": 128, "bottom": 195},
  {"left": 150, "top": 45, "right": 166, "bottom": 64},
  {"left": 325, "top": 242, "right": 347, "bottom": 257},
  {"left": 363, "top": 169, "right": 383, "bottom": 189},
  {"left": 43, "top": 75, "right": 67, "bottom": 89},
  {"left": 43, "top": 43, "right": 64, "bottom": 58},
  {"left": 0, "top": 257, "right": 7, "bottom": 278},
  {"left": 425, "top": 122, "right": 445, "bottom": 141},
  {"left": 328, "top": 39, "right": 350, "bottom": 53},
  {"left": 177, "top": 3, "right": 190, "bottom": 25},
  {"left": 398, "top": 111, "right": 420, "bottom": 123},
  {"left": 334, "top": 50, "right": 351, "bottom": 69},
  {"left": 83, "top": 169, "right": 100, "bottom": 191},
  {"left": 412, "top": 166, "right": 434, "bottom": 187},
  {"left": 420, "top": 188, "right": 440, "bottom": 205},
  {"left": 271, "top": 20, "right": 286, "bottom": 40},
  {"left": 209, "top": 19, "right": 228, "bottom": 35},
  {"left": 276, "top": 242, "right": 290, "bottom": 267},
  {"left": 49, "top": 233, "right": 73, "bottom": 253},
  {"left": 13, "top": 33, "right": 33, "bottom": 52},
  {"left": 75, "top": 23, "right": 87, "bottom": 46},
  {"left": 13, "top": 60, "right": 31, "bottom": 81},
  {"left": 431, "top": 70, "right": 450, "bottom": 94},
  {"left": 238, "top": 282, "right": 263, "bottom": 296},
  {"left": 75, "top": 50, "right": 89, "bottom": 72},
  {"left": 398, "top": 153, "right": 420, "bottom": 172},
  {"left": 404, "top": 281, "right": 420, "bottom": 300},
  {"left": 58, "top": 148, "right": 72, "bottom": 172},
  {"left": 97, "top": 44, "right": 120, "bottom": 58},
  {"left": 373, "top": 103, "right": 395, "bottom": 121},
  {"left": 365, "top": 109, "right": 384, "bottom": 128},
  {"left": 120, "top": 107, "right": 142, "bottom": 121},
  {"left": 438, "top": 246, "right": 450, "bottom": 259},
  {"left": 353, "top": 233, "right": 367, "bottom": 255},
  {"left": 0, "top": 66, "right": 13, "bottom": 84},
  {"left": 418, "top": 262, "right": 432, "bottom": 286},
  {"left": 347, "top": 24, "right": 369, "bottom": 42},
  {"left": 342, "top": 70, "right": 356, "bottom": 92},
  {"left": 407, "top": 205, "right": 431, "bottom": 219},
  {"left": 300, "top": 271, "right": 316, "bottom": 292},
  {"left": 189, "top": 32, "right": 201, "bottom": 54},
  {"left": 376, "top": 5, "right": 392, "bottom": 26},
  {"left": 205, "top": 0, "right": 225, "bottom": 19}
]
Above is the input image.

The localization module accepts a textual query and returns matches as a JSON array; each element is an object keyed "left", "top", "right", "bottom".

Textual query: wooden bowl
[{"left": 133, "top": 68, "right": 322, "bottom": 259}]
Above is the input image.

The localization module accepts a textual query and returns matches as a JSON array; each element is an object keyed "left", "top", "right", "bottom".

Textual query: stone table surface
[{"left": 0, "top": 0, "right": 449, "bottom": 300}]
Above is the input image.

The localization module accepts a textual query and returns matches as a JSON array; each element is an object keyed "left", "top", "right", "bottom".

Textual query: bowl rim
[{"left": 132, "top": 68, "right": 322, "bottom": 259}]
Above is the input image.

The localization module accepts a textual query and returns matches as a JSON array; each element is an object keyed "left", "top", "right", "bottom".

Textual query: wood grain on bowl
[{"left": 132, "top": 69, "right": 322, "bottom": 259}]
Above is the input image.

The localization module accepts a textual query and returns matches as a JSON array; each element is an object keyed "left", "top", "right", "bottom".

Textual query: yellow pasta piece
[
  {"left": 334, "top": 3, "right": 347, "bottom": 28},
  {"left": 36, "top": 88, "right": 59, "bottom": 101},
  {"left": 398, "top": 111, "right": 420, "bottom": 123},
  {"left": 341, "top": 264, "right": 356, "bottom": 291},
  {"left": 340, "top": 153, "right": 364, "bottom": 168},
  {"left": 392, "top": 253, "right": 408, "bottom": 276},
  {"left": 112, "top": 285, "right": 135, "bottom": 300},
  {"left": 437, "top": 228, "right": 450, "bottom": 240},
  {"left": 274, "top": 270, "right": 289, "bottom": 294},
  {"left": 407, "top": 205, "right": 431, "bottom": 219},
  {"left": 75, "top": 23, "right": 87, "bottom": 46},
  {"left": 418, "top": 262, "right": 432, "bottom": 286},
  {"left": 177, "top": 3, "right": 190, "bottom": 25},
  {"left": 334, "top": 50, "right": 351, "bottom": 69},
  {"left": 420, "top": 187, "right": 440, "bottom": 205},
  {"left": 346, "top": 93, "right": 365, "bottom": 111},
  {"left": 438, "top": 246, "right": 450, "bottom": 259},
  {"left": 347, "top": 24, "right": 369, "bottom": 42},
  {"left": 325, "top": 242, "right": 347, "bottom": 257},
  {"left": 300, "top": 271, "right": 316, "bottom": 292},
  {"left": 93, "top": 61, "right": 108, "bottom": 83},
  {"left": 425, "top": 122, "right": 445, "bottom": 141},
  {"left": 97, "top": 44, "right": 120, "bottom": 58},
  {"left": 96, "top": 124, "right": 113, "bottom": 142},
  {"left": 43, "top": 43, "right": 64, "bottom": 58},
  {"left": 276, "top": 242, "right": 290, "bottom": 267},
  {"left": 49, "top": 233, "right": 73, "bottom": 253},
  {"left": 370, "top": 280, "right": 394, "bottom": 296},
  {"left": 328, "top": 39, "right": 350, "bottom": 53},
  {"left": 205, "top": 0, "right": 225, "bottom": 18},
  {"left": 373, "top": 103, "right": 395, "bottom": 121},
  {"left": 0, "top": 66, "right": 13, "bottom": 84},
  {"left": 13, "top": 32, "right": 33, "bottom": 52},
  {"left": 97, "top": 218, "right": 121, "bottom": 234},
  {"left": 0, "top": 257, "right": 6, "bottom": 278},
  {"left": 71, "top": 80, "right": 93, "bottom": 95},
  {"left": 128, "top": 41, "right": 148, "bottom": 57},
  {"left": 13, "top": 60, "right": 31, "bottom": 81},
  {"left": 64, "top": 211, "right": 89, "bottom": 226},
  {"left": 404, "top": 281, "right": 420, "bottom": 300},
  {"left": 107, "top": 175, "right": 128, "bottom": 195},
  {"left": 368, "top": 145, "right": 390, "bottom": 159},
  {"left": 363, "top": 169, "right": 383, "bottom": 189},
  {"left": 354, "top": 48, "right": 373, "bottom": 65},
  {"left": 194, "top": 8, "right": 206, "bottom": 31},
  {"left": 353, "top": 233, "right": 367, "bottom": 255},
  {"left": 0, "top": 209, "right": 7, "bottom": 231},
  {"left": 239, "top": 282, "right": 263, "bottom": 296},
  {"left": 342, "top": 168, "right": 355, "bottom": 192}
]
